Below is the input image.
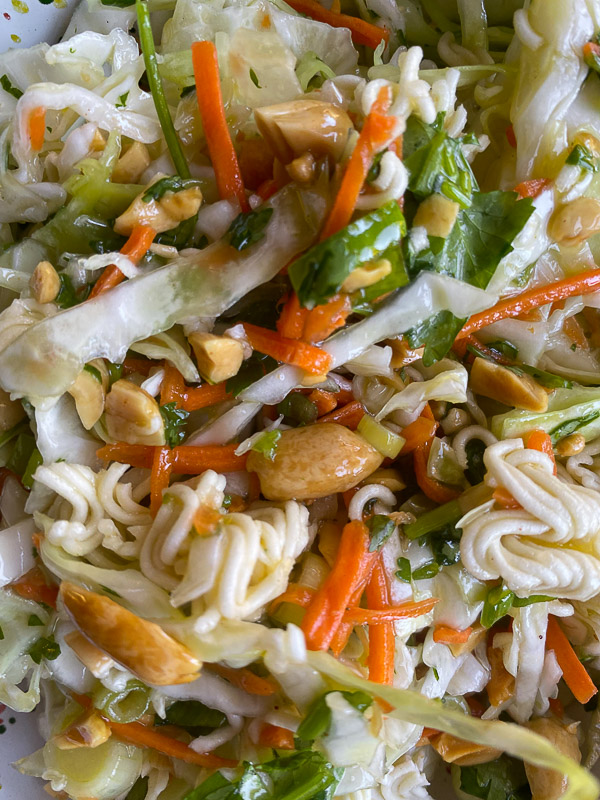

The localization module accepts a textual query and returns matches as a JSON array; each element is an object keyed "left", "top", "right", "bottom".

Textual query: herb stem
[
  {"left": 404, "top": 499, "right": 462, "bottom": 540},
  {"left": 136, "top": 0, "right": 190, "bottom": 178}
]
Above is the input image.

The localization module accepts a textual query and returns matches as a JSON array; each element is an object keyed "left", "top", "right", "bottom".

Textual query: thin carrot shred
[
  {"left": 191, "top": 41, "right": 248, "bottom": 211},
  {"left": 308, "top": 388, "right": 338, "bottom": 417},
  {"left": 433, "top": 625, "right": 473, "bottom": 645},
  {"left": 269, "top": 584, "right": 315, "bottom": 614},
  {"left": 277, "top": 292, "right": 309, "bottom": 340},
  {"left": 344, "top": 598, "right": 439, "bottom": 624},
  {"left": 317, "top": 400, "right": 365, "bottom": 430},
  {"left": 320, "top": 86, "right": 395, "bottom": 240},
  {"left": 10, "top": 565, "right": 58, "bottom": 608},
  {"left": 28, "top": 106, "right": 46, "bottom": 152},
  {"left": 525, "top": 429, "right": 557, "bottom": 475},
  {"left": 365, "top": 555, "right": 394, "bottom": 685},
  {"left": 89, "top": 225, "right": 156, "bottom": 299},
  {"left": 400, "top": 416, "right": 438, "bottom": 454},
  {"left": 514, "top": 178, "right": 552, "bottom": 199},
  {"left": 97, "top": 442, "right": 247, "bottom": 473},
  {"left": 546, "top": 615, "right": 598, "bottom": 705},
  {"left": 244, "top": 322, "right": 332, "bottom": 375},
  {"left": 284, "top": 0, "right": 389, "bottom": 48},
  {"left": 209, "top": 664, "right": 277, "bottom": 696},
  {"left": 259, "top": 724, "right": 295, "bottom": 750},
  {"left": 302, "top": 294, "right": 352, "bottom": 344},
  {"left": 149, "top": 364, "right": 182, "bottom": 515},
  {"left": 414, "top": 440, "right": 461, "bottom": 504},
  {"left": 456, "top": 268, "right": 600, "bottom": 340},
  {"left": 182, "top": 381, "right": 232, "bottom": 412},
  {"left": 492, "top": 487, "right": 521, "bottom": 509}
]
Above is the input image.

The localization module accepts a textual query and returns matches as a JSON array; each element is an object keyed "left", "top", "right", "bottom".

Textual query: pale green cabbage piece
[
  {"left": 0, "top": 184, "right": 324, "bottom": 402},
  {"left": 309, "top": 652, "right": 600, "bottom": 800}
]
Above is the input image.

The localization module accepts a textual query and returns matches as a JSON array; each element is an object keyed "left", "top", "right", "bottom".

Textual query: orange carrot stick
[
  {"left": 456, "top": 268, "right": 600, "bottom": 341},
  {"left": 259, "top": 724, "right": 295, "bottom": 750},
  {"left": 88, "top": 225, "right": 156, "bottom": 298},
  {"left": 191, "top": 41, "right": 248, "bottom": 211},
  {"left": 344, "top": 598, "right": 439, "bottom": 624},
  {"left": 308, "top": 388, "right": 338, "bottom": 417},
  {"left": 10, "top": 565, "right": 58, "bottom": 608},
  {"left": 546, "top": 615, "right": 598, "bottom": 705},
  {"left": 244, "top": 322, "right": 332, "bottom": 375},
  {"left": 284, "top": 0, "right": 389, "bottom": 48},
  {"left": 209, "top": 664, "right": 277, "bottom": 696},
  {"left": 28, "top": 106, "right": 46, "bottom": 152},
  {"left": 150, "top": 364, "right": 184, "bottom": 515},
  {"left": 492, "top": 487, "right": 522, "bottom": 509},
  {"left": 330, "top": 583, "right": 365, "bottom": 657},
  {"left": 414, "top": 441, "right": 461, "bottom": 504},
  {"left": 98, "top": 442, "right": 247, "bottom": 473},
  {"left": 317, "top": 401, "right": 366, "bottom": 430},
  {"left": 320, "top": 86, "right": 395, "bottom": 240},
  {"left": 301, "top": 520, "right": 377, "bottom": 651},
  {"left": 182, "top": 382, "right": 232, "bottom": 411},
  {"left": 277, "top": 292, "right": 309, "bottom": 340},
  {"left": 514, "top": 178, "right": 552, "bottom": 199},
  {"left": 525, "top": 429, "right": 557, "bottom": 475},
  {"left": 400, "top": 417, "right": 438, "bottom": 454},
  {"left": 302, "top": 294, "right": 352, "bottom": 344},
  {"left": 433, "top": 625, "right": 473, "bottom": 645},
  {"left": 365, "top": 555, "right": 394, "bottom": 685}
]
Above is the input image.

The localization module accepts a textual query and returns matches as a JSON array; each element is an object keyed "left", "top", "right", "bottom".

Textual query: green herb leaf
[
  {"left": 412, "top": 560, "right": 440, "bottom": 580},
  {"left": 428, "top": 522, "right": 462, "bottom": 566},
  {"left": 28, "top": 635, "right": 60, "bottom": 665},
  {"left": 406, "top": 309, "right": 465, "bottom": 366},
  {"left": 116, "top": 91, "right": 129, "bottom": 108},
  {"left": 459, "top": 754, "right": 531, "bottom": 800},
  {"left": 512, "top": 594, "right": 554, "bottom": 607},
  {"left": 0, "top": 74, "right": 23, "bottom": 99},
  {"left": 290, "top": 201, "right": 407, "bottom": 309},
  {"left": 249, "top": 68, "right": 262, "bottom": 88},
  {"left": 395, "top": 556, "right": 412, "bottom": 582},
  {"left": 56, "top": 273, "right": 87, "bottom": 309},
  {"left": 508, "top": 363, "right": 572, "bottom": 390},
  {"left": 404, "top": 500, "right": 463, "bottom": 540},
  {"left": 297, "top": 691, "right": 373, "bottom": 741},
  {"left": 277, "top": 392, "right": 318, "bottom": 425},
  {"left": 251, "top": 430, "right": 281, "bottom": 461},
  {"left": 142, "top": 176, "right": 202, "bottom": 203},
  {"left": 485, "top": 339, "right": 519, "bottom": 360},
  {"left": 481, "top": 583, "right": 515, "bottom": 629},
  {"left": 566, "top": 143, "right": 598, "bottom": 172},
  {"left": 159, "top": 402, "right": 190, "bottom": 448},
  {"left": 548, "top": 411, "right": 600, "bottom": 446},
  {"left": 7, "top": 433, "right": 36, "bottom": 479},
  {"left": 465, "top": 438, "right": 487, "bottom": 485},
  {"left": 366, "top": 514, "right": 395, "bottom": 552},
  {"left": 156, "top": 700, "right": 227, "bottom": 736},
  {"left": 227, "top": 208, "right": 274, "bottom": 251},
  {"left": 28, "top": 614, "right": 44, "bottom": 627}
]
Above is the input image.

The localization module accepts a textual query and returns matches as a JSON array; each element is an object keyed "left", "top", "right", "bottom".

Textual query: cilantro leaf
[
  {"left": 228, "top": 208, "right": 274, "bottom": 251},
  {"left": 481, "top": 584, "right": 515, "bottom": 629},
  {"left": 159, "top": 402, "right": 190, "bottom": 447},
  {"left": 0, "top": 74, "right": 22, "bottom": 99},
  {"left": 366, "top": 514, "right": 395, "bottom": 551},
  {"left": 249, "top": 68, "right": 262, "bottom": 88},
  {"left": 296, "top": 691, "right": 373, "bottom": 741},
  {"left": 28, "top": 635, "right": 60, "bottom": 664},
  {"left": 142, "top": 176, "right": 202, "bottom": 203},
  {"left": 566, "top": 143, "right": 597, "bottom": 172},
  {"left": 396, "top": 557, "right": 412, "bottom": 582},
  {"left": 459, "top": 755, "right": 531, "bottom": 800},
  {"left": 56, "top": 273, "right": 89, "bottom": 308},
  {"left": 155, "top": 700, "right": 226, "bottom": 736},
  {"left": 116, "top": 91, "right": 129, "bottom": 108},
  {"left": 406, "top": 309, "right": 465, "bottom": 366}
]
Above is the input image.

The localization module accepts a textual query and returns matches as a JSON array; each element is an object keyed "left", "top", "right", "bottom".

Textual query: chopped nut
[
  {"left": 361, "top": 467, "right": 405, "bottom": 492},
  {"left": 486, "top": 643, "right": 515, "bottom": 707},
  {"left": 549, "top": 197, "right": 600, "bottom": 247},
  {"left": 341, "top": 259, "right": 392, "bottom": 293},
  {"left": 254, "top": 99, "right": 353, "bottom": 164},
  {"left": 64, "top": 630, "right": 114, "bottom": 678},
  {"left": 67, "top": 363, "right": 107, "bottom": 430},
  {"left": 112, "top": 141, "right": 151, "bottom": 184},
  {"left": 0, "top": 387, "right": 25, "bottom": 433},
  {"left": 60, "top": 582, "right": 202, "bottom": 685},
  {"left": 54, "top": 710, "right": 111, "bottom": 750},
  {"left": 413, "top": 194, "right": 460, "bottom": 239},
  {"left": 525, "top": 718, "right": 581, "bottom": 800},
  {"left": 247, "top": 423, "right": 383, "bottom": 501},
  {"left": 105, "top": 379, "right": 165, "bottom": 446},
  {"left": 384, "top": 337, "right": 424, "bottom": 369},
  {"left": 469, "top": 357, "right": 549, "bottom": 412},
  {"left": 188, "top": 332, "right": 245, "bottom": 384},
  {"left": 286, "top": 152, "right": 316, "bottom": 183},
  {"left": 90, "top": 129, "right": 107, "bottom": 153},
  {"left": 556, "top": 433, "right": 586, "bottom": 457},
  {"left": 115, "top": 186, "right": 203, "bottom": 236},
  {"left": 430, "top": 732, "right": 503, "bottom": 766},
  {"left": 447, "top": 623, "right": 487, "bottom": 657},
  {"left": 30, "top": 260, "right": 61, "bottom": 304}
]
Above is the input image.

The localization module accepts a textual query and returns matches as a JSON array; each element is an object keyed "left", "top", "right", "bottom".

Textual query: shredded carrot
[
  {"left": 301, "top": 520, "right": 376, "bottom": 651},
  {"left": 514, "top": 178, "right": 552, "bottom": 199},
  {"left": 244, "top": 322, "right": 332, "bottom": 375},
  {"left": 414, "top": 440, "right": 461, "bottom": 504},
  {"left": 302, "top": 294, "right": 353, "bottom": 344},
  {"left": 525, "top": 428, "right": 557, "bottom": 475},
  {"left": 182, "top": 381, "right": 232, "bottom": 412},
  {"left": 505, "top": 125, "right": 516, "bottom": 149},
  {"left": 400, "top": 416, "right": 438, "bottom": 454},
  {"left": 486, "top": 643, "right": 515, "bottom": 707},
  {"left": 88, "top": 225, "right": 156, "bottom": 299},
  {"left": 149, "top": 364, "right": 182, "bottom": 515},
  {"left": 192, "top": 505, "right": 222, "bottom": 536},
  {"left": 284, "top": 0, "right": 388, "bottom": 48},
  {"left": 344, "top": 598, "right": 439, "bottom": 624},
  {"left": 317, "top": 400, "right": 365, "bottom": 430},
  {"left": 308, "top": 388, "right": 338, "bottom": 417},
  {"left": 421, "top": 402, "right": 435, "bottom": 420},
  {"left": 256, "top": 178, "right": 279, "bottom": 201},
  {"left": 97, "top": 442, "right": 247, "bottom": 473},
  {"left": 277, "top": 292, "right": 309, "bottom": 340},
  {"left": 563, "top": 315, "right": 589, "bottom": 349},
  {"left": 209, "top": 664, "right": 277, "bottom": 696},
  {"left": 259, "top": 723, "right": 295, "bottom": 750},
  {"left": 433, "top": 625, "right": 473, "bottom": 645},
  {"left": 9, "top": 565, "right": 58, "bottom": 608},
  {"left": 28, "top": 106, "right": 46, "bottom": 152},
  {"left": 365, "top": 555, "right": 394, "bottom": 685},
  {"left": 191, "top": 41, "right": 248, "bottom": 212},
  {"left": 121, "top": 357, "right": 155, "bottom": 376},
  {"left": 546, "top": 615, "right": 597, "bottom": 705},
  {"left": 456, "top": 268, "right": 600, "bottom": 340},
  {"left": 269, "top": 584, "right": 315, "bottom": 614},
  {"left": 320, "top": 86, "right": 395, "bottom": 240},
  {"left": 492, "top": 487, "right": 521, "bottom": 509}
]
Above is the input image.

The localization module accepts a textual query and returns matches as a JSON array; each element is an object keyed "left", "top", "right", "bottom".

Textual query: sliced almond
[{"left": 469, "top": 357, "right": 548, "bottom": 412}]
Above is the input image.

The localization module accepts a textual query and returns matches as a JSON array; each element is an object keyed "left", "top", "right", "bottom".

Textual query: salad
[{"left": 1, "top": 0, "right": 600, "bottom": 797}]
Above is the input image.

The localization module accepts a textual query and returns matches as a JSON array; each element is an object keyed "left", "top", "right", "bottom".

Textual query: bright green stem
[
  {"left": 136, "top": 0, "right": 190, "bottom": 179},
  {"left": 404, "top": 499, "right": 462, "bottom": 540}
]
